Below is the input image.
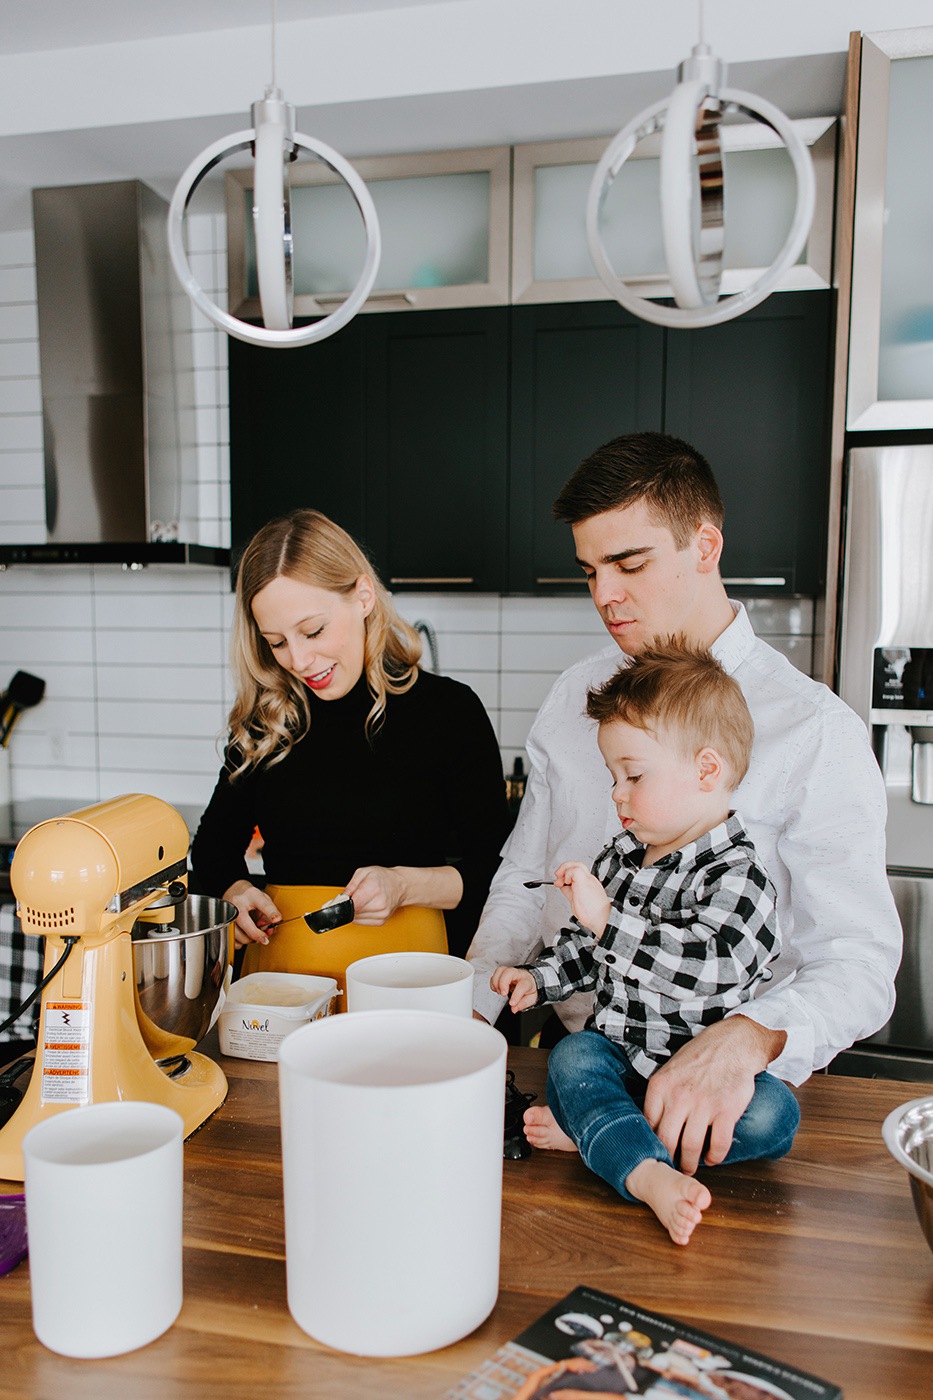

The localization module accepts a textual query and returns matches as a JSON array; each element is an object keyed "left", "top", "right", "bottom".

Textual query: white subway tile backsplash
[
  {"left": 0, "top": 567, "right": 92, "bottom": 594},
  {"left": 100, "top": 734, "right": 223, "bottom": 774},
  {"left": 94, "top": 628, "right": 224, "bottom": 669},
  {"left": 0, "top": 588, "right": 93, "bottom": 628},
  {"left": 0, "top": 342, "right": 39, "bottom": 378},
  {"left": 93, "top": 591, "right": 223, "bottom": 632},
  {"left": 501, "top": 670, "right": 559, "bottom": 711},
  {"left": 437, "top": 633, "right": 500, "bottom": 671},
  {"left": 500, "top": 595, "right": 602, "bottom": 634},
  {"left": 0, "top": 414, "right": 41, "bottom": 451},
  {"left": 99, "top": 770, "right": 216, "bottom": 808},
  {"left": 0, "top": 485, "right": 44, "bottom": 522},
  {"left": 0, "top": 378, "right": 40, "bottom": 413},
  {"left": 0, "top": 304, "right": 38, "bottom": 340},
  {"left": 394, "top": 594, "right": 502, "bottom": 633},
  {"left": 13, "top": 769, "right": 100, "bottom": 803},
  {"left": 14, "top": 732, "right": 98, "bottom": 770},
  {"left": 0, "top": 450, "right": 43, "bottom": 485},
  {"left": 95, "top": 663, "right": 226, "bottom": 705},
  {"left": 0, "top": 230, "right": 34, "bottom": 263},
  {"left": 499, "top": 709, "right": 542, "bottom": 750},
  {"left": 96, "top": 699, "right": 226, "bottom": 738},
  {"left": 506, "top": 630, "right": 611, "bottom": 673},
  {"left": 0, "top": 266, "right": 37, "bottom": 304},
  {"left": 91, "top": 565, "right": 226, "bottom": 594},
  {"left": 0, "top": 627, "right": 93, "bottom": 666}
]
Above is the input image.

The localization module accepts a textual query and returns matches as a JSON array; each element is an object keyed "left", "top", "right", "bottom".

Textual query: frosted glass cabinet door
[
  {"left": 511, "top": 125, "right": 836, "bottom": 306},
  {"left": 849, "top": 28, "right": 933, "bottom": 429},
  {"left": 226, "top": 147, "right": 510, "bottom": 316}
]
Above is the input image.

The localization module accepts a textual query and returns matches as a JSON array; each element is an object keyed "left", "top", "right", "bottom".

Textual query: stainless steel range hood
[{"left": 0, "top": 180, "right": 227, "bottom": 568}]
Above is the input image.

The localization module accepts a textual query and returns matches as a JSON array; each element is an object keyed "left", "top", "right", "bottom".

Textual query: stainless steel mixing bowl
[
  {"left": 882, "top": 1095, "right": 933, "bottom": 1254},
  {"left": 131, "top": 894, "right": 235, "bottom": 1060}
]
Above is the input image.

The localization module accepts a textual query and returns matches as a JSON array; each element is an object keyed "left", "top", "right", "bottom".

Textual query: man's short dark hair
[{"left": 553, "top": 432, "right": 724, "bottom": 549}]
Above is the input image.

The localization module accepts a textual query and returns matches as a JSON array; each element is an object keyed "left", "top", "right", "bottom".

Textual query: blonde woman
[{"left": 190, "top": 509, "right": 510, "bottom": 994}]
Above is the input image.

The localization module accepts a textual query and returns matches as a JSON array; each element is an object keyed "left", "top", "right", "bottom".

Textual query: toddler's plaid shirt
[{"left": 525, "top": 813, "right": 779, "bottom": 1079}]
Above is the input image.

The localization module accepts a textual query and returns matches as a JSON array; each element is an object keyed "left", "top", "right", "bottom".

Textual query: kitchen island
[{"left": 1, "top": 1044, "right": 930, "bottom": 1399}]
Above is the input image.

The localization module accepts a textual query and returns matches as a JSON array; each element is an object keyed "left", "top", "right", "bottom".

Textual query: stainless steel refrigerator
[{"left": 837, "top": 442, "right": 933, "bottom": 1078}]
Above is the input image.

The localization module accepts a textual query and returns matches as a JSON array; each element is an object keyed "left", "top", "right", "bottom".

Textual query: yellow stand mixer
[{"left": 0, "top": 794, "right": 231, "bottom": 1181}]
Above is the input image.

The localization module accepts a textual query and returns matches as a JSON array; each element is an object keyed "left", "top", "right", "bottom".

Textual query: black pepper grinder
[{"left": 506, "top": 756, "right": 526, "bottom": 815}]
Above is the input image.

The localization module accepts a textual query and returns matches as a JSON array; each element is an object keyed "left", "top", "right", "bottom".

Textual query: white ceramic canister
[
  {"left": 345, "top": 950, "right": 474, "bottom": 1017},
  {"left": 23, "top": 1101, "right": 184, "bottom": 1357},
  {"left": 278, "top": 1009, "right": 507, "bottom": 1356}
]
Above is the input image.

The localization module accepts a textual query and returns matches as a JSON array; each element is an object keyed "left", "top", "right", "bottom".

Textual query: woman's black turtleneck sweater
[{"left": 189, "top": 670, "right": 511, "bottom": 957}]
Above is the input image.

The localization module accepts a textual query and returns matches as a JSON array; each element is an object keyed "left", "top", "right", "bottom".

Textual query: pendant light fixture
[
  {"left": 586, "top": 1, "right": 815, "bottom": 329},
  {"left": 167, "top": 1, "right": 380, "bottom": 349}
]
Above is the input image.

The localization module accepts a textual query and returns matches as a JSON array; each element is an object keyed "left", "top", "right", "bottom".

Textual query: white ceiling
[
  {"left": 0, "top": 0, "right": 930, "bottom": 230},
  {"left": 0, "top": 1, "right": 453, "bottom": 54}
]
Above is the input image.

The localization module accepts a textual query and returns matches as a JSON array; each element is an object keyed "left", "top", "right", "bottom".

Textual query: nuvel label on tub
[{"left": 218, "top": 974, "right": 338, "bottom": 1061}]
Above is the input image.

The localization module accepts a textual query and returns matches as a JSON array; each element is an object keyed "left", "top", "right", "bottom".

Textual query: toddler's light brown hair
[{"left": 585, "top": 636, "right": 754, "bottom": 787}]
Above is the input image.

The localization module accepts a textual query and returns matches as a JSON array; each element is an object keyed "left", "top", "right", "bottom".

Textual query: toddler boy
[{"left": 492, "top": 639, "right": 799, "bottom": 1245}]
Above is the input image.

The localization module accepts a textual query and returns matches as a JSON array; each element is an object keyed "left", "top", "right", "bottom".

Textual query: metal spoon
[{"left": 523, "top": 880, "right": 555, "bottom": 889}]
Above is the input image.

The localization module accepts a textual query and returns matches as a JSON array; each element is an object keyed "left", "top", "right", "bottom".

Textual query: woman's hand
[
  {"left": 343, "top": 866, "right": 407, "bottom": 925},
  {"left": 490, "top": 965, "right": 538, "bottom": 1013},
  {"left": 554, "top": 860, "right": 611, "bottom": 938},
  {"left": 223, "top": 879, "right": 282, "bottom": 947}
]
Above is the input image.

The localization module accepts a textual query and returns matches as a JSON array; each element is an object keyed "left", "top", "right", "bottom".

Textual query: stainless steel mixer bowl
[
  {"left": 882, "top": 1095, "right": 933, "bottom": 1255},
  {"left": 131, "top": 895, "right": 235, "bottom": 1060}
]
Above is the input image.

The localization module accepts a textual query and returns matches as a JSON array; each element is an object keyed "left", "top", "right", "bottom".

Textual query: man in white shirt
[{"left": 469, "top": 432, "right": 901, "bottom": 1175}]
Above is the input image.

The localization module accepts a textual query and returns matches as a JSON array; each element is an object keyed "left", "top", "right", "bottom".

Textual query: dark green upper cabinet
[
  {"left": 229, "top": 293, "right": 833, "bottom": 597},
  {"left": 664, "top": 291, "right": 833, "bottom": 595},
  {"left": 228, "top": 320, "right": 366, "bottom": 561},
  {"left": 508, "top": 303, "right": 665, "bottom": 592},
  {"left": 362, "top": 308, "right": 509, "bottom": 591},
  {"left": 229, "top": 308, "right": 508, "bottom": 588}
]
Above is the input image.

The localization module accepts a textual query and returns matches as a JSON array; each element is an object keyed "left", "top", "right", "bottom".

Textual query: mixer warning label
[{"left": 41, "top": 1003, "right": 90, "bottom": 1104}]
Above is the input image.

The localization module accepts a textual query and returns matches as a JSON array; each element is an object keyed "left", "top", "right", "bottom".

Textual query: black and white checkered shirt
[
  {"left": 0, "top": 904, "right": 42, "bottom": 1045},
  {"left": 525, "top": 813, "right": 780, "bottom": 1079}
]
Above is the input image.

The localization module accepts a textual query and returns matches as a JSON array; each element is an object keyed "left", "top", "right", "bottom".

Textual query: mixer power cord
[{"left": 0, "top": 936, "right": 79, "bottom": 1039}]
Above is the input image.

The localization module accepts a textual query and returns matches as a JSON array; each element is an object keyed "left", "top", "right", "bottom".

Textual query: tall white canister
[{"left": 278, "top": 1008, "right": 507, "bottom": 1356}]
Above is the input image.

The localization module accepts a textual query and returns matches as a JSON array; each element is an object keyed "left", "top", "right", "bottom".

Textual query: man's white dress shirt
[{"left": 469, "top": 604, "right": 902, "bottom": 1084}]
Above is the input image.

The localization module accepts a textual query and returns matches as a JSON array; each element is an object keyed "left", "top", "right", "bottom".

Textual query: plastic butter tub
[{"left": 218, "top": 973, "right": 338, "bottom": 1061}]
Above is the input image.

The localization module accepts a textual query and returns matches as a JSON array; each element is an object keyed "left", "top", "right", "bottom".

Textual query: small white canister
[{"left": 218, "top": 972, "right": 337, "bottom": 1061}]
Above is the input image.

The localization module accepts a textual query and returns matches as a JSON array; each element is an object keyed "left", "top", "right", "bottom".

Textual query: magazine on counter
[{"left": 443, "top": 1285, "right": 842, "bottom": 1400}]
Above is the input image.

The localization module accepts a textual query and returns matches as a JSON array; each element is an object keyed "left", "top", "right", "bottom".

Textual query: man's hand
[{"left": 643, "top": 1016, "right": 787, "bottom": 1174}]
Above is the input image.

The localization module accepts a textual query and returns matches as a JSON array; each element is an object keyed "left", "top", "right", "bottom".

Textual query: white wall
[{"left": 0, "top": 213, "right": 816, "bottom": 812}]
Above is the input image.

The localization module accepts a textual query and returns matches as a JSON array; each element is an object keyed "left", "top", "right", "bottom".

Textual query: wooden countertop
[{"left": 1, "top": 1043, "right": 931, "bottom": 1399}]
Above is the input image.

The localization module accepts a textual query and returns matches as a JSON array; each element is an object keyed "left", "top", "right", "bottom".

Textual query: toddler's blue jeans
[{"left": 546, "top": 1029, "right": 800, "bottom": 1201}]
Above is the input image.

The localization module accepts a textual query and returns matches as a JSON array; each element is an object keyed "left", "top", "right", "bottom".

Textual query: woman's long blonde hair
[{"left": 228, "top": 510, "right": 422, "bottom": 773}]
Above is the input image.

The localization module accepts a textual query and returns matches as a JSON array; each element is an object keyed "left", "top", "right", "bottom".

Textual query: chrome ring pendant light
[
  {"left": 586, "top": 42, "right": 816, "bottom": 329},
  {"left": 167, "top": 3, "right": 381, "bottom": 349}
]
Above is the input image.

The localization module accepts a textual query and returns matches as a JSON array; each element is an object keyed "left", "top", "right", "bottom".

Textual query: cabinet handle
[
  {"left": 721, "top": 577, "right": 787, "bottom": 587},
  {"left": 390, "top": 576, "right": 474, "bottom": 585},
  {"left": 536, "top": 577, "right": 588, "bottom": 584},
  {"left": 315, "top": 291, "right": 417, "bottom": 306}
]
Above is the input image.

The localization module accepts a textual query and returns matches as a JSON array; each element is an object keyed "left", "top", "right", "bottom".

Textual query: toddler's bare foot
[
  {"left": 523, "top": 1104, "right": 578, "bottom": 1152},
  {"left": 626, "top": 1159, "right": 711, "bottom": 1245}
]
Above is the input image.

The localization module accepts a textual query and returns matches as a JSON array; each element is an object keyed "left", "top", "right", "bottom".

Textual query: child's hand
[
  {"left": 490, "top": 965, "right": 539, "bottom": 1013},
  {"left": 554, "top": 861, "right": 612, "bottom": 939}
]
